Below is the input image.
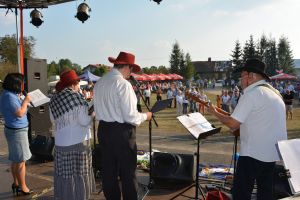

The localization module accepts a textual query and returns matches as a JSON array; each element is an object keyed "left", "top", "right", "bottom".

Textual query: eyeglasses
[{"left": 238, "top": 73, "right": 249, "bottom": 81}]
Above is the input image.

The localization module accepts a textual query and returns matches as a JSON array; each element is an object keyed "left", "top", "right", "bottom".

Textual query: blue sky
[{"left": 1, "top": 0, "right": 299, "bottom": 68}]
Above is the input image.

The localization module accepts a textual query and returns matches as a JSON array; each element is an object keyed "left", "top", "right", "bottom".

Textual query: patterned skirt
[{"left": 54, "top": 141, "right": 96, "bottom": 200}]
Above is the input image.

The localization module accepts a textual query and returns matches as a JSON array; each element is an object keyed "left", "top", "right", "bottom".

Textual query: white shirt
[
  {"left": 50, "top": 106, "right": 92, "bottom": 146},
  {"left": 231, "top": 80, "right": 287, "bottom": 162},
  {"left": 93, "top": 69, "right": 147, "bottom": 126},
  {"left": 144, "top": 89, "right": 151, "bottom": 97}
]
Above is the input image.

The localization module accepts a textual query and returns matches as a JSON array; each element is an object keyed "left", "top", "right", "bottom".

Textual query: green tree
[
  {"left": 242, "top": 35, "right": 257, "bottom": 61},
  {"left": 265, "top": 38, "right": 278, "bottom": 76},
  {"left": 183, "top": 53, "right": 194, "bottom": 80},
  {"left": 58, "top": 59, "right": 72, "bottom": 73},
  {"left": 0, "top": 34, "right": 35, "bottom": 65},
  {"left": 169, "top": 41, "right": 182, "bottom": 74},
  {"left": 47, "top": 61, "right": 58, "bottom": 77},
  {"left": 231, "top": 40, "right": 243, "bottom": 68},
  {"left": 158, "top": 65, "right": 169, "bottom": 74},
  {"left": 94, "top": 65, "right": 109, "bottom": 76},
  {"left": 257, "top": 34, "right": 268, "bottom": 62},
  {"left": 72, "top": 63, "right": 82, "bottom": 75},
  {"left": 277, "top": 36, "right": 295, "bottom": 74}
]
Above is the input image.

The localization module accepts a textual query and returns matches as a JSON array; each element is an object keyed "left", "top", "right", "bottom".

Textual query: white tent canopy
[{"left": 48, "top": 80, "right": 88, "bottom": 87}]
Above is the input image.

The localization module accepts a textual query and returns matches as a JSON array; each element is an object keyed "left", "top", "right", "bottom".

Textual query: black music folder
[{"left": 150, "top": 98, "right": 173, "bottom": 113}]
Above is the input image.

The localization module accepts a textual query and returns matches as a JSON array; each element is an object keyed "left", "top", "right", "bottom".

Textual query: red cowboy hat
[
  {"left": 108, "top": 51, "right": 141, "bottom": 73},
  {"left": 56, "top": 70, "right": 80, "bottom": 92}
]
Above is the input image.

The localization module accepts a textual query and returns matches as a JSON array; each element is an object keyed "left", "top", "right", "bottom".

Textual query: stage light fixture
[
  {"left": 75, "top": 2, "right": 91, "bottom": 23},
  {"left": 152, "top": 0, "right": 162, "bottom": 4},
  {"left": 30, "top": 9, "right": 44, "bottom": 28}
]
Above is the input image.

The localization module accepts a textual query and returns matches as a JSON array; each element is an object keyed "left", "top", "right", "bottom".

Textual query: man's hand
[
  {"left": 146, "top": 112, "right": 152, "bottom": 120},
  {"left": 208, "top": 103, "right": 217, "bottom": 115}
]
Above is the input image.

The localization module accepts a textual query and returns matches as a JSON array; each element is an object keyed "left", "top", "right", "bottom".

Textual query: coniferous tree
[
  {"left": 231, "top": 40, "right": 242, "bottom": 69},
  {"left": 265, "top": 38, "right": 278, "bottom": 76},
  {"left": 242, "top": 35, "right": 257, "bottom": 61},
  {"left": 184, "top": 53, "right": 194, "bottom": 80},
  {"left": 277, "top": 36, "right": 295, "bottom": 74},
  {"left": 169, "top": 41, "right": 182, "bottom": 74},
  {"left": 257, "top": 34, "right": 268, "bottom": 62}
]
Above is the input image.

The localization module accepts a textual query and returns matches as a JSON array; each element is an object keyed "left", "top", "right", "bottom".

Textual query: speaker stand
[{"left": 170, "top": 127, "right": 221, "bottom": 200}]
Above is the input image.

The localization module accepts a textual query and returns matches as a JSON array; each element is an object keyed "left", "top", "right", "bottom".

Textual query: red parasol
[{"left": 270, "top": 73, "right": 297, "bottom": 81}]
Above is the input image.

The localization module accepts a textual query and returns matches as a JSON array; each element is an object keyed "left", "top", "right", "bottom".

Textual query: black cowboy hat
[{"left": 234, "top": 58, "right": 270, "bottom": 81}]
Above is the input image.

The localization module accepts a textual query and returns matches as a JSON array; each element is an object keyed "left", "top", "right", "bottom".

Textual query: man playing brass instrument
[{"left": 209, "top": 59, "right": 287, "bottom": 200}]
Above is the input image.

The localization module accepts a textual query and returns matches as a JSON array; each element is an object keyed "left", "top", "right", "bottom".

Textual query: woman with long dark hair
[{"left": 0, "top": 73, "right": 33, "bottom": 196}]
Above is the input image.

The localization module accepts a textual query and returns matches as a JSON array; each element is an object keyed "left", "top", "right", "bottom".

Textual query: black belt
[{"left": 5, "top": 125, "right": 28, "bottom": 130}]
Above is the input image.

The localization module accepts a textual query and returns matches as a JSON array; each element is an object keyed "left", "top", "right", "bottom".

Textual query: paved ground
[{"left": 0, "top": 120, "right": 238, "bottom": 200}]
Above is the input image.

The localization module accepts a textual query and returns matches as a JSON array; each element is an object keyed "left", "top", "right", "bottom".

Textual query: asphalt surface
[{"left": 0, "top": 120, "right": 238, "bottom": 200}]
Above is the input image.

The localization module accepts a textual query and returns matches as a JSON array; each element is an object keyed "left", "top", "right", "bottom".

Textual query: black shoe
[
  {"left": 16, "top": 188, "right": 33, "bottom": 196},
  {"left": 11, "top": 183, "right": 19, "bottom": 194}
]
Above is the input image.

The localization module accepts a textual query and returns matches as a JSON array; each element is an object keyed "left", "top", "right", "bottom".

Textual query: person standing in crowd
[
  {"left": 221, "top": 90, "right": 230, "bottom": 113},
  {"left": 166, "top": 87, "right": 173, "bottom": 108},
  {"left": 198, "top": 90, "right": 207, "bottom": 114},
  {"left": 230, "top": 88, "right": 240, "bottom": 112},
  {"left": 93, "top": 52, "right": 152, "bottom": 200},
  {"left": 49, "top": 70, "right": 96, "bottom": 200},
  {"left": 143, "top": 85, "right": 151, "bottom": 106},
  {"left": 209, "top": 59, "right": 287, "bottom": 200},
  {"left": 156, "top": 86, "right": 162, "bottom": 101},
  {"left": 283, "top": 89, "right": 294, "bottom": 120},
  {"left": 0, "top": 73, "right": 33, "bottom": 196},
  {"left": 176, "top": 90, "right": 184, "bottom": 116}
]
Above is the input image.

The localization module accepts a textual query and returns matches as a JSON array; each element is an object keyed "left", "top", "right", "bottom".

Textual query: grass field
[{"left": 138, "top": 89, "right": 300, "bottom": 139}]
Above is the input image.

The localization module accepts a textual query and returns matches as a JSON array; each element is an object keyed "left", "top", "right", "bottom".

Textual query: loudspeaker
[
  {"left": 24, "top": 58, "right": 52, "bottom": 138},
  {"left": 24, "top": 58, "right": 48, "bottom": 94},
  {"left": 28, "top": 103, "right": 52, "bottom": 136},
  {"left": 152, "top": 152, "right": 195, "bottom": 184},
  {"left": 30, "top": 135, "right": 54, "bottom": 160}
]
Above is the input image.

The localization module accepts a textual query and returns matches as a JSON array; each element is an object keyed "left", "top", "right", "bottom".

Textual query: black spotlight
[
  {"left": 153, "top": 0, "right": 162, "bottom": 4},
  {"left": 30, "top": 9, "right": 43, "bottom": 27},
  {"left": 75, "top": 2, "right": 91, "bottom": 23}
]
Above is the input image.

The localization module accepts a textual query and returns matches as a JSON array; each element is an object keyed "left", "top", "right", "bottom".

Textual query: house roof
[{"left": 192, "top": 61, "right": 216, "bottom": 73}]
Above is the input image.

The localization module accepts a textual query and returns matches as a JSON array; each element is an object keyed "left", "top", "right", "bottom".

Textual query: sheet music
[
  {"left": 278, "top": 139, "right": 300, "bottom": 194},
  {"left": 28, "top": 89, "right": 50, "bottom": 107},
  {"left": 177, "top": 112, "right": 214, "bottom": 139}
]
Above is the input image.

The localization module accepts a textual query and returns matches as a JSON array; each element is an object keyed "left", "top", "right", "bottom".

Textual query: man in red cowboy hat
[
  {"left": 93, "top": 52, "right": 152, "bottom": 200},
  {"left": 208, "top": 59, "right": 287, "bottom": 200}
]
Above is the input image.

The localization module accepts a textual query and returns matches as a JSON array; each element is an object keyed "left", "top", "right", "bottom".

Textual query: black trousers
[
  {"left": 98, "top": 121, "right": 137, "bottom": 200},
  {"left": 232, "top": 156, "right": 275, "bottom": 200}
]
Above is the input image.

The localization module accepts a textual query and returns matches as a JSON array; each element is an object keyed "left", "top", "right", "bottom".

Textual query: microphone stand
[
  {"left": 129, "top": 76, "right": 158, "bottom": 198},
  {"left": 130, "top": 76, "right": 158, "bottom": 127}
]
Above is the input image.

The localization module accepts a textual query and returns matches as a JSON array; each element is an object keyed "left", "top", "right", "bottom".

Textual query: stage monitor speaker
[
  {"left": 24, "top": 58, "right": 48, "bottom": 94},
  {"left": 28, "top": 103, "right": 52, "bottom": 137},
  {"left": 152, "top": 152, "right": 195, "bottom": 184},
  {"left": 30, "top": 135, "right": 54, "bottom": 160}
]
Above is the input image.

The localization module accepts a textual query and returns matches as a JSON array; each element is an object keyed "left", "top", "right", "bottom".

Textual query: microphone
[
  {"left": 129, "top": 75, "right": 139, "bottom": 86},
  {"left": 22, "top": 90, "right": 34, "bottom": 107}
]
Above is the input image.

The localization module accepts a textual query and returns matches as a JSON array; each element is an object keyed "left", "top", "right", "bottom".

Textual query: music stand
[{"left": 171, "top": 113, "right": 221, "bottom": 200}]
